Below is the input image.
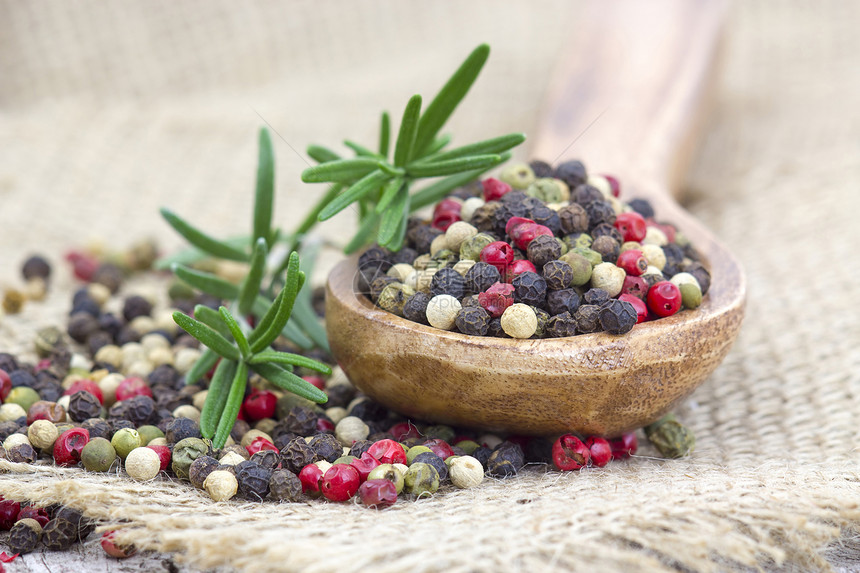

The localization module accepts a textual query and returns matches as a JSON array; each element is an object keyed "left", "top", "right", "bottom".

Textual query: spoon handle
[{"left": 531, "top": 0, "right": 727, "bottom": 202}]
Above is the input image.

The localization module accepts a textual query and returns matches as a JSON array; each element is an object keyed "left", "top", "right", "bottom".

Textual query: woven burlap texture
[{"left": 2, "top": 1, "right": 859, "bottom": 571}]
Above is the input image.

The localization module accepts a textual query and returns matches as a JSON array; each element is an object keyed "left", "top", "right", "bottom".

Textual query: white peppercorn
[
  {"left": 452, "top": 259, "right": 476, "bottom": 276},
  {"left": 426, "top": 295, "right": 462, "bottom": 330},
  {"left": 641, "top": 244, "right": 667, "bottom": 271},
  {"left": 94, "top": 345, "right": 123, "bottom": 369},
  {"left": 204, "top": 470, "right": 239, "bottom": 501},
  {"left": 0, "top": 403, "right": 27, "bottom": 422},
  {"left": 500, "top": 303, "right": 538, "bottom": 339},
  {"left": 386, "top": 263, "right": 415, "bottom": 282},
  {"left": 97, "top": 373, "right": 124, "bottom": 407},
  {"left": 335, "top": 416, "right": 370, "bottom": 446},
  {"left": 670, "top": 272, "right": 701, "bottom": 290},
  {"left": 218, "top": 451, "right": 246, "bottom": 466},
  {"left": 590, "top": 262, "right": 626, "bottom": 297},
  {"left": 28, "top": 419, "right": 59, "bottom": 450},
  {"left": 325, "top": 407, "right": 348, "bottom": 424},
  {"left": 429, "top": 234, "right": 449, "bottom": 256},
  {"left": 586, "top": 174, "right": 612, "bottom": 198},
  {"left": 444, "top": 221, "right": 478, "bottom": 251},
  {"left": 4, "top": 432, "right": 31, "bottom": 450},
  {"left": 642, "top": 226, "right": 668, "bottom": 246},
  {"left": 173, "top": 347, "right": 202, "bottom": 374},
  {"left": 124, "top": 447, "right": 161, "bottom": 481},
  {"left": 449, "top": 455, "right": 484, "bottom": 488},
  {"left": 240, "top": 429, "right": 274, "bottom": 448},
  {"left": 172, "top": 404, "right": 201, "bottom": 422},
  {"left": 460, "top": 197, "right": 486, "bottom": 222}
]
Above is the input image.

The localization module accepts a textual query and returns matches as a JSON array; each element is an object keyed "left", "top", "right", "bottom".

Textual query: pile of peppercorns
[{"left": 357, "top": 159, "right": 711, "bottom": 338}]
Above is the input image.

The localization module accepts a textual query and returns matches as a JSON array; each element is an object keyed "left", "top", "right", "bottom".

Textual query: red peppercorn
[
  {"left": 432, "top": 210, "right": 461, "bottom": 231},
  {"left": 27, "top": 400, "right": 66, "bottom": 424},
  {"left": 101, "top": 531, "right": 136, "bottom": 559},
  {"left": 621, "top": 275, "right": 649, "bottom": 300},
  {"left": 388, "top": 421, "right": 421, "bottom": 442},
  {"left": 321, "top": 464, "right": 361, "bottom": 502},
  {"left": 0, "top": 499, "right": 21, "bottom": 530},
  {"left": 359, "top": 479, "right": 397, "bottom": 508},
  {"left": 585, "top": 436, "right": 612, "bottom": 467},
  {"left": 0, "top": 369, "right": 11, "bottom": 401},
  {"left": 245, "top": 436, "right": 278, "bottom": 457},
  {"left": 614, "top": 212, "right": 646, "bottom": 243},
  {"left": 645, "top": 218, "right": 676, "bottom": 243},
  {"left": 646, "top": 281, "right": 682, "bottom": 317},
  {"left": 366, "top": 439, "right": 407, "bottom": 465},
  {"left": 17, "top": 506, "right": 49, "bottom": 528},
  {"left": 602, "top": 174, "right": 621, "bottom": 197},
  {"left": 480, "top": 241, "right": 514, "bottom": 275},
  {"left": 65, "top": 251, "right": 99, "bottom": 282},
  {"left": 478, "top": 282, "right": 515, "bottom": 318},
  {"left": 115, "top": 377, "right": 153, "bottom": 401},
  {"left": 53, "top": 427, "right": 90, "bottom": 467},
  {"left": 511, "top": 223, "right": 553, "bottom": 251},
  {"left": 350, "top": 452, "right": 381, "bottom": 482},
  {"left": 608, "top": 432, "right": 638, "bottom": 459},
  {"left": 146, "top": 445, "right": 172, "bottom": 472},
  {"left": 242, "top": 390, "right": 277, "bottom": 422},
  {"left": 63, "top": 379, "right": 104, "bottom": 404},
  {"left": 34, "top": 359, "right": 52, "bottom": 373},
  {"left": 433, "top": 198, "right": 462, "bottom": 217},
  {"left": 504, "top": 259, "right": 537, "bottom": 283},
  {"left": 616, "top": 249, "right": 648, "bottom": 277},
  {"left": 299, "top": 464, "right": 325, "bottom": 496},
  {"left": 316, "top": 418, "right": 335, "bottom": 433},
  {"left": 552, "top": 434, "right": 590, "bottom": 471},
  {"left": 505, "top": 216, "right": 535, "bottom": 237},
  {"left": 619, "top": 294, "right": 649, "bottom": 324},
  {"left": 302, "top": 376, "right": 326, "bottom": 391},
  {"left": 422, "top": 438, "right": 455, "bottom": 460},
  {"left": 482, "top": 178, "right": 512, "bottom": 202}
]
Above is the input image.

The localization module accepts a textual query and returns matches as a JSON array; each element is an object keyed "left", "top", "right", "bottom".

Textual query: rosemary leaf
[
  {"left": 301, "top": 157, "right": 381, "bottom": 183},
  {"left": 253, "top": 128, "right": 275, "bottom": 247},
  {"left": 250, "top": 362, "right": 328, "bottom": 404},
  {"left": 344, "top": 140, "right": 382, "bottom": 158},
  {"left": 344, "top": 211, "right": 382, "bottom": 254},
  {"left": 317, "top": 169, "right": 390, "bottom": 221},
  {"left": 213, "top": 361, "right": 248, "bottom": 448},
  {"left": 290, "top": 299, "right": 330, "bottom": 352},
  {"left": 238, "top": 238, "right": 268, "bottom": 315},
  {"left": 184, "top": 347, "right": 219, "bottom": 386},
  {"left": 171, "top": 264, "right": 239, "bottom": 301},
  {"left": 172, "top": 311, "right": 240, "bottom": 361},
  {"left": 160, "top": 209, "right": 249, "bottom": 262},
  {"left": 377, "top": 184, "right": 409, "bottom": 245},
  {"left": 154, "top": 235, "right": 254, "bottom": 270},
  {"left": 193, "top": 305, "right": 233, "bottom": 338},
  {"left": 412, "top": 44, "right": 490, "bottom": 156},
  {"left": 248, "top": 350, "right": 332, "bottom": 374},
  {"left": 249, "top": 253, "right": 302, "bottom": 353},
  {"left": 307, "top": 145, "right": 341, "bottom": 164},
  {"left": 382, "top": 192, "right": 410, "bottom": 251},
  {"left": 374, "top": 177, "right": 405, "bottom": 214},
  {"left": 218, "top": 306, "right": 251, "bottom": 358},
  {"left": 409, "top": 151, "right": 511, "bottom": 211},
  {"left": 281, "top": 318, "right": 314, "bottom": 349},
  {"left": 415, "top": 133, "right": 525, "bottom": 164},
  {"left": 406, "top": 154, "right": 501, "bottom": 178},
  {"left": 379, "top": 111, "right": 390, "bottom": 158},
  {"left": 199, "top": 358, "right": 237, "bottom": 439},
  {"left": 424, "top": 134, "right": 452, "bottom": 156},
  {"left": 393, "top": 94, "right": 422, "bottom": 167}
]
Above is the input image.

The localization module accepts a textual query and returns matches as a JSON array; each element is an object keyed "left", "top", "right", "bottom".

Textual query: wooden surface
[{"left": 325, "top": 0, "right": 746, "bottom": 437}]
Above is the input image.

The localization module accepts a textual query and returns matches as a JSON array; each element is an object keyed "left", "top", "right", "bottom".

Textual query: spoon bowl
[{"left": 325, "top": 0, "right": 745, "bottom": 437}]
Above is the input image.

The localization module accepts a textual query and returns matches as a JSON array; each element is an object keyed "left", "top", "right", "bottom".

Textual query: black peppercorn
[
  {"left": 122, "top": 295, "right": 152, "bottom": 322},
  {"left": 86, "top": 331, "right": 113, "bottom": 356},
  {"left": 546, "top": 288, "right": 580, "bottom": 316},
  {"left": 529, "top": 159, "right": 553, "bottom": 178},
  {"left": 348, "top": 439, "right": 374, "bottom": 459},
  {"left": 471, "top": 446, "right": 493, "bottom": 469},
  {"left": 110, "top": 419, "right": 136, "bottom": 434},
  {"left": 22, "top": 255, "right": 52, "bottom": 282},
  {"left": 572, "top": 184, "right": 604, "bottom": 206},
  {"left": 512, "top": 272, "right": 547, "bottom": 309},
  {"left": 547, "top": 312, "right": 578, "bottom": 338},
  {"left": 98, "top": 313, "right": 123, "bottom": 340},
  {"left": 71, "top": 296, "right": 101, "bottom": 318},
  {"left": 591, "top": 222, "right": 623, "bottom": 244},
  {"left": 662, "top": 244, "right": 685, "bottom": 267},
  {"left": 558, "top": 204, "right": 590, "bottom": 234},
  {"left": 189, "top": 455, "right": 220, "bottom": 489},
  {"left": 67, "top": 390, "right": 102, "bottom": 423},
  {"left": 348, "top": 399, "right": 388, "bottom": 423},
  {"left": 250, "top": 449, "right": 281, "bottom": 471},
  {"left": 9, "top": 369, "right": 36, "bottom": 388},
  {"left": 455, "top": 306, "right": 491, "bottom": 336},
  {"left": 148, "top": 364, "right": 181, "bottom": 390},
  {"left": 460, "top": 294, "right": 482, "bottom": 308},
  {"left": 591, "top": 235, "right": 621, "bottom": 263},
  {"left": 524, "top": 437, "right": 554, "bottom": 464},
  {"left": 0, "top": 420, "right": 21, "bottom": 442},
  {"left": 0, "top": 352, "right": 18, "bottom": 372},
  {"left": 124, "top": 395, "right": 157, "bottom": 426},
  {"left": 7, "top": 518, "right": 41, "bottom": 554},
  {"left": 7, "top": 442, "right": 37, "bottom": 463},
  {"left": 272, "top": 432, "right": 298, "bottom": 451},
  {"left": 280, "top": 437, "right": 317, "bottom": 473},
  {"left": 412, "top": 451, "right": 448, "bottom": 481},
  {"left": 531, "top": 306, "right": 550, "bottom": 338},
  {"left": 487, "top": 441, "right": 525, "bottom": 478},
  {"left": 682, "top": 262, "right": 711, "bottom": 295},
  {"left": 469, "top": 202, "right": 501, "bottom": 234},
  {"left": 554, "top": 160, "right": 587, "bottom": 189},
  {"left": 269, "top": 469, "right": 302, "bottom": 502},
  {"left": 325, "top": 384, "right": 356, "bottom": 410},
  {"left": 527, "top": 235, "right": 562, "bottom": 269},
  {"left": 41, "top": 518, "right": 77, "bottom": 550},
  {"left": 584, "top": 201, "right": 617, "bottom": 230},
  {"left": 92, "top": 263, "right": 124, "bottom": 294},
  {"left": 391, "top": 247, "right": 418, "bottom": 266},
  {"left": 574, "top": 304, "right": 602, "bottom": 334},
  {"left": 464, "top": 262, "right": 501, "bottom": 295},
  {"left": 115, "top": 325, "right": 141, "bottom": 346},
  {"left": 542, "top": 260, "right": 573, "bottom": 291},
  {"left": 487, "top": 317, "right": 507, "bottom": 338},
  {"left": 282, "top": 406, "right": 319, "bottom": 436},
  {"left": 165, "top": 417, "right": 202, "bottom": 445},
  {"left": 407, "top": 225, "right": 443, "bottom": 254},
  {"left": 430, "top": 267, "right": 466, "bottom": 299},
  {"left": 584, "top": 288, "right": 610, "bottom": 306},
  {"left": 308, "top": 433, "right": 342, "bottom": 463},
  {"left": 81, "top": 418, "right": 112, "bottom": 441},
  {"left": 234, "top": 460, "right": 272, "bottom": 500},
  {"left": 67, "top": 312, "right": 100, "bottom": 344},
  {"left": 628, "top": 198, "right": 655, "bottom": 219},
  {"left": 369, "top": 275, "right": 399, "bottom": 303},
  {"left": 599, "top": 299, "right": 638, "bottom": 335},
  {"left": 530, "top": 205, "right": 561, "bottom": 236}
]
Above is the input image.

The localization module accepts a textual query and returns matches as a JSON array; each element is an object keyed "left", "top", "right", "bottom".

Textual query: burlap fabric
[{"left": 1, "top": 1, "right": 859, "bottom": 571}]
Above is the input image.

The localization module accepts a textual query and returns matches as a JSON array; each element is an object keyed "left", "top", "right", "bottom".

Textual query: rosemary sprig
[
  {"left": 300, "top": 44, "right": 525, "bottom": 253},
  {"left": 174, "top": 252, "right": 331, "bottom": 449}
]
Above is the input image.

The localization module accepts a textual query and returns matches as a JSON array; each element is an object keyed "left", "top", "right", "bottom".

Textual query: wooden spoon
[{"left": 325, "top": 0, "right": 745, "bottom": 437}]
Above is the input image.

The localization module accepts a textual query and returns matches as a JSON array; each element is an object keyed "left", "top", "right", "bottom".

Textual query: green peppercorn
[
  {"left": 430, "top": 248, "right": 458, "bottom": 268},
  {"left": 500, "top": 162, "right": 536, "bottom": 190},
  {"left": 531, "top": 306, "right": 550, "bottom": 339},
  {"left": 526, "top": 178, "right": 564, "bottom": 203},
  {"left": 406, "top": 445, "right": 433, "bottom": 465},
  {"left": 564, "top": 232, "right": 593, "bottom": 251},
  {"left": 679, "top": 282, "right": 703, "bottom": 309},
  {"left": 34, "top": 326, "right": 65, "bottom": 359},
  {"left": 423, "top": 425, "right": 456, "bottom": 443},
  {"left": 136, "top": 424, "right": 164, "bottom": 446},
  {"left": 333, "top": 455, "right": 357, "bottom": 465},
  {"left": 172, "top": 437, "right": 211, "bottom": 480},
  {"left": 5, "top": 386, "right": 40, "bottom": 413},
  {"left": 81, "top": 437, "right": 117, "bottom": 472},
  {"left": 377, "top": 282, "right": 415, "bottom": 318},
  {"left": 404, "top": 462, "right": 440, "bottom": 497},
  {"left": 367, "top": 463, "right": 405, "bottom": 494},
  {"left": 459, "top": 232, "right": 496, "bottom": 262},
  {"left": 110, "top": 428, "right": 142, "bottom": 460},
  {"left": 455, "top": 440, "right": 481, "bottom": 455},
  {"left": 570, "top": 247, "right": 603, "bottom": 268},
  {"left": 644, "top": 414, "right": 695, "bottom": 458}
]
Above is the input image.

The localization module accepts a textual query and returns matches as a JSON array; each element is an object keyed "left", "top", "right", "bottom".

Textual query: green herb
[{"left": 299, "top": 44, "right": 525, "bottom": 253}]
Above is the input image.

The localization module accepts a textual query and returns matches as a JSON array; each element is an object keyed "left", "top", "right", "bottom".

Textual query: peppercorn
[
  {"left": 368, "top": 275, "right": 398, "bottom": 303},
  {"left": 204, "top": 470, "right": 239, "bottom": 502},
  {"left": 591, "top": 235, "right": 621, "bottom": 263},
  {"left": 172, "top": 437, "right": 210, "bottom": 480},
  {"left": 234, "top": 460, "right": 273, "bottom": 499},
  {"left": 391, "top": 247, "right": 418, "bottom": 266},
  {"left": 429, "top": 267, "right": 466, "bottom": 299},
  {"left": 552, "top": 434, "right": 590, "bottom": 471},
  {"left": 554, "top": 160, "right": 587, "bottom": 189},
  {"left": 529, "top": 205, "right": 562, "bottom": 236},
  {"left": 574, "top": 304, "right": 602, "bottom": 334},
  {"left": 590, "top": 263, "right": 625, "bottom": 298},
  {"left": 162, "top": 416, "right": 201, "bottom": 445},
  {"left": 526, "top": 235, "right": 561, "bottom": 269},
  {"left": 499, "top": 303, "right": 537, "bottom": 339},
  {"left": 625, "top": 197, "right": 654, "bottom": 219},
  {"left": 21, "top": 255, "right": 51, "bottom": 283},
  {"left": 511, "top": 271, "right": 547, "bottom": 308},
  {"left": 591, "top": 223, "right": 624, "bottom": 246},
  {"left": 547, "top": 312, "right": 577, "bottom": 338},
  {"left": 347, "top": 399, "right": 387, "bottom": 423},
  {"left": 644, "top": 414, "right": 695, "bottom": 458},
  {"left": 546, "top": 289, "right": 580, "bottom": 316},
  {"left": 598, "top": 299, "right": 638, "bottom": 335},
  {"left": 308, "top": 433, "right": 342, "bottom": 463},
  {"left": 679, "top": 282, "right": 703, "bottom": 309},
  {"left": 279, "top": 405, "right": 318, "bottom": 436},
  {"left": 682, "top": 261, "right": 711, "bottom": 295},
  {"left": 269, "top": 469, "right": 302, "bottom": 502},
  {"left": 531, "top": 306, "right": 550, "bottom": 338},
  {"left": 80, "top": 437, "right": 117, "bottom": 472},
  {"left": 41, "top": 517, "right": 78, "bottom": 550},
  {"left": 335, "top": 416, "right": 370, "bottom": 446},
  {"left": 7, "top": 442, "right": 36, "bottom": 463},
  {"left": 463, "top": 262, "right": 501, "bottom": 295},
  {"left": 8, "top": 517, "right": 41, "bottom": 554},
  {"left": 110, "top": 428, "right": 141, "bottom": 460},
  {"left": 412, "top": 451, "right": 448, "bottom": 481},
  {"left": 526, "top": 178, "right": 563, "bottom": 203},
  {"left": 487, "top": 441, "right": 525, "bottom": 477},
  {"left": 187, "top": 455, "right": 220, "bottom": 489},
  {"left": 67, "top": 312, "right": 100, "bottom": 344},
  {"left": 425, "top": 294, "right": 462, "bottom": 330},
  {"left": 541, "top": 260, "right": 573, "bottom": 291},
  {"left": 403, "top": 462, "right": 439, "bottom": 497},
  {"left": 469, "top": 201, "right": 501, "bottom": 234},
  {"left": 500, "top": 162, "right": 536, "bottom": 190},
  {"left": 65, "top": 390, "right": 100, "bottom": 423},
  {"left": 459, "top": 232, "right": 496, "bottom": 262},
  {"left": 251, "top": 449, "right": 281, "bottom": 471},
  {"left": 125, "top": 446, "right": 162, "bottom": 480}
]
